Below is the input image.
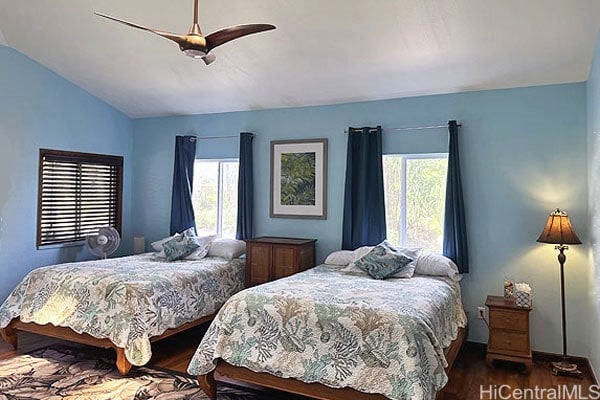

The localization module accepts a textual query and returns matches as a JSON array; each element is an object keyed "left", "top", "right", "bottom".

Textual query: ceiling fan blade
[
  {"left": 95, "top": 12, "right": 187, "bottom": 46},
  {"left": 205, "top": 24, "right": 275, "bottom": 51},
  {"left": 202, "top": 53, "right": 217, "bottom": 65}
]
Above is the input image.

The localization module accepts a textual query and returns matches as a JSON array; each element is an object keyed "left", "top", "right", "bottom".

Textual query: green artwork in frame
[
  {"left": 280, "top": 152, "right": 316, "bottom": 206},
  {"left": 270, "top": 139, "right": 327, "bottom": 219}
]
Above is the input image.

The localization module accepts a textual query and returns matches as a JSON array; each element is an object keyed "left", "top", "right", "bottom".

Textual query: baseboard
[
  {"left": 588, "top": 360, "right": 600, "bottom": 386},
  {"left": 465, "top": 341, "right": 599, "bottom": 384},
  {"left": 465, "top": 340, "right": 486, "bottom": 349},
  {"left": 587, "top": 359, "right": 599, "bottom": 386}
]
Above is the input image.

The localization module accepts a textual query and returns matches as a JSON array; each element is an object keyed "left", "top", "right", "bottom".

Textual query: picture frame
[{"left": 270, "top": 138, "right": 328, "bottom": 219}]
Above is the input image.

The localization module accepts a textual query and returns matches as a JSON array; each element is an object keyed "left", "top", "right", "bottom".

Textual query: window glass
[
  {"left": 193, "top": 160, "right": 238, "bottom": 238},
  {"left": 383, "top": 155, "right": 448, "bottom": 253},
  {"left": 383, "top": 156, "right": 404, "bottom": 246},
  {"left": 220, "top": 161, "right": 239, "bottom": 239}
]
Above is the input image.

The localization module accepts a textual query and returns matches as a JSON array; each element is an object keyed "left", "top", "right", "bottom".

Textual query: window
[
  {"left": 383, "top": 154, "right": 448, "bottom": 253},
  {"left": 37, "top": 149, "right": 123, "bottom": 247},
  {"left": 192, "top": 159, "right": 239, "bottom": 238}
]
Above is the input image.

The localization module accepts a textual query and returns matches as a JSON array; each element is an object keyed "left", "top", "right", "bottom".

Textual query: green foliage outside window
[
  {"left": 192, "top": 160, "right": 238, "bottom": 238},
  {"left": 384, "top": 156, "right": 447, "bottom": 253},
  {"left": 220, "top": 162, "right": 239, "bottom": 238}
]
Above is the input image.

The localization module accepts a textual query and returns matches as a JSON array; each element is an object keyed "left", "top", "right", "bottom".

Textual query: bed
[
  {"left": 0, "top": 253, "right": 245, "bottom": 375},
  {"left": 188, "top": 263, "right": 467, "bottom": 400}
]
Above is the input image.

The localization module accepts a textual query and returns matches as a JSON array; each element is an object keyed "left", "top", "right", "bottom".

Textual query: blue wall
[
  {"left": 587, "top": 31, "right": 600, "bottom": 377},
  {"left": 0, "top": 39, "right": 592, "bottom": 362},
  {"left": 133, "top": 82, "right": 589, "bottom": 354},
  {"left": 0, "top": 46, "right": 133, "bottom": 302}
]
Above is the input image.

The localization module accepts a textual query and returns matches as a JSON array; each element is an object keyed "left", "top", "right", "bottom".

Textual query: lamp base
[{"left": 552, "top": 360, "right": 582, "bottom": 377}]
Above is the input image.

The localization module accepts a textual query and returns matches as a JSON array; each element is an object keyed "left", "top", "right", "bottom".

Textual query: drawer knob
[{"left": 505, "top": 318, "right": 511, "bottom": 324}]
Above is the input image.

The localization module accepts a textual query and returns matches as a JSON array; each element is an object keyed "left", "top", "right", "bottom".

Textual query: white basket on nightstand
[{"left": 515, "top": 283, "right": 532, "bottom": 308}]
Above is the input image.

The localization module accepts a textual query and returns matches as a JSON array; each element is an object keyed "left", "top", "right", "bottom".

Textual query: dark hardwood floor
[
  {"left": 440, "top": 343, "right": 596, "bottom": 400},
  {"left": 0, "top": 325, "right": 596, "bottom": 400}
]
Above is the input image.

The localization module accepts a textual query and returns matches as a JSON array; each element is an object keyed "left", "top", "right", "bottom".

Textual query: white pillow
[
  {"left": 324, "top": 250, "right": 356, "bottom": 266},
  {"left": 325, "top": 246, "right": 374, "bottom": 267},
  {"left": 415, "top": 252, "right": 462, "bottom": 281},
  {"left": 185, "top": 235, "right": 217, "bottom": 260},
  {"left": 353, "top": 246, "right": 374, "bottom": 260},
  {"left": 207, "top": 239, "right": 246, "bottom": 260},
  {"left": 151, "top": 233, "right": 179, "bottom": 252}
]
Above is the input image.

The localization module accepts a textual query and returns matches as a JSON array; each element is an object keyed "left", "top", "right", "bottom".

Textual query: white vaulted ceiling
[{"left": 0, "top": 0, "right": 599, "bottom": 118}]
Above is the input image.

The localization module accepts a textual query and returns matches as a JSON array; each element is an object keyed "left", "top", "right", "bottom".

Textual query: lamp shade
[{"left": 536, "top": 208, "right": 582, "bottom": 245}]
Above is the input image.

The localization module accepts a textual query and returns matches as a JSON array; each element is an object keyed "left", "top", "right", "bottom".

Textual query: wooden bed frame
[
  {"left": 197, "top": 326, "right": 467, "bottom": 400},
  {"left": 0, "top": 314, "right": 214, "bottom": 375}
]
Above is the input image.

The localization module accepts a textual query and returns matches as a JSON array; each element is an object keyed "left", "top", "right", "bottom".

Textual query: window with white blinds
[{"left": 37, "top": 149, "right": 123, "bottom": 247}]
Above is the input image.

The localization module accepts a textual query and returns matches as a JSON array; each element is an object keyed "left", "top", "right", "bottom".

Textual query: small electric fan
[{"left": 86, "top": 226, "right": 121, "bottom": 259}]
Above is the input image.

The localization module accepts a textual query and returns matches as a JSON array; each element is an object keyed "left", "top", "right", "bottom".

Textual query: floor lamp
[{"left": 536, "top": 208, "right": 582, "bottom": 376}]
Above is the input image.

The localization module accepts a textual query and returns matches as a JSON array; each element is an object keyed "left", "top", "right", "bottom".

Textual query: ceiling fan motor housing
[{"left": 181, "top": 32, "right": 208, "bottom": 58}]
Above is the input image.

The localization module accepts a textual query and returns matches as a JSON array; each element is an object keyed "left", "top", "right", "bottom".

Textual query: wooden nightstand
[
  {"left": 245, "top": 237, "right": 316, "bottom": 287},
  {"left": 486, "top": 295, "right": 532, "bottom": 373}
]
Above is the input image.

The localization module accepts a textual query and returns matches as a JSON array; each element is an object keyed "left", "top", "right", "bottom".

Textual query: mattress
[
  {"left": 188, "top": 264, "right": 467, "bottom": 400},
  {"left": 0, "top": 253, "right": 245, "bottom": 365}
]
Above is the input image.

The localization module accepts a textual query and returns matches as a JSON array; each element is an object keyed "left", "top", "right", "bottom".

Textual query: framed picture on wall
[{"left": 270, "top": 138, "right": 328, "bottom": 219}]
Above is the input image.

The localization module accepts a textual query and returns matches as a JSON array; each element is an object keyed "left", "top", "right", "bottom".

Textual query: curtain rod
[
  {"left": 344, "top": 123, "right": 462, "bottom": 134},
  {"left": 191, "top": 135, "right": 236, "bottom": 141},
  {"left": 189, "top": 133, "right": 256, "bottom": 141}
]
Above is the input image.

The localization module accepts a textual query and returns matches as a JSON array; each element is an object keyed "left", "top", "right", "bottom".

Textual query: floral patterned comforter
[
  {"left": 188, "top": 265, "right": 467, "bottom": 400},
  {"left": 0, "top": 254, "right": 245, "bottom": 366}
]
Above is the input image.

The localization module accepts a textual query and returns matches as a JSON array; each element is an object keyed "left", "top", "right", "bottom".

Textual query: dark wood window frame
[{"left": 36, "top": 149, "right": 123, "bottom": 248}]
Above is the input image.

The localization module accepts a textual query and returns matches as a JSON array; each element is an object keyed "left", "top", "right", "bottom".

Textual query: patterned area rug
[{"left": 0, "top": 346, "right": 275, "bottom": 400}]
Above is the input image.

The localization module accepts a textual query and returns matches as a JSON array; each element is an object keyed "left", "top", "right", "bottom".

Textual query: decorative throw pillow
[
  {"left": 389, "top": 247, "right": 421, "bottom": 278},
  {"left": 185, "top": 235, "right": 217, "bottom": 260},
  {"left": 353, "top": 241, "right": 414, "bottom": 279},
  {"left": 151, "top": 233, "right": 179, "bottom": 252},
  {"left": 162, "top": 229, "right": 200, "bottom": 261},
  {"left": 207, "top": 239, "right": 246, "bottom": 260}
]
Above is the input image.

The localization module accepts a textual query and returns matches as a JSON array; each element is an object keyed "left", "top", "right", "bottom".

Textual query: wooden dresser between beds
[{"left": 245, "top": 237, "right": 316, "bottom": 287}]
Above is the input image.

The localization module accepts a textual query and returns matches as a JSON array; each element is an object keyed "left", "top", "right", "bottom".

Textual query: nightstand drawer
[
  {"left": 489, "top": 330, "right": 529, "bottom": 353},
  {"left": 490, "top": 309, "right": 528, "bottom": 332}
]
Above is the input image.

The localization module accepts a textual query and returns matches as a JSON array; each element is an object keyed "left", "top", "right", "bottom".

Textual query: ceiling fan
[{"left": 95, "top": 0, "right": 275, "bottom": 65}]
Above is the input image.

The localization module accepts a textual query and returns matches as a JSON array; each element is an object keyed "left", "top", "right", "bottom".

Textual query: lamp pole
[{"left": 556, "top": 244, "right": 568, "bottom": 361}]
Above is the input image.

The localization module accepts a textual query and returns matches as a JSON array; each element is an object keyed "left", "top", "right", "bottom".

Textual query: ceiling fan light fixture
[{"left": 182, "top": 48, "right": 206, "bottom": 58}]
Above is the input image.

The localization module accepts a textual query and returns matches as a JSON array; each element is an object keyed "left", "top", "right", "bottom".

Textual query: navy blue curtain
[
  {"left": 341, "top": 126, "right": 386, "bottom": 250},
  {"left": 170, "top": 135, "right": 197, "bottom": 235},
  {"left": 443, "top": 120, "right": 469, "bottom": 273},
  {"left": 236, "top": 132, "right": 255, "bottom": 240}
]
